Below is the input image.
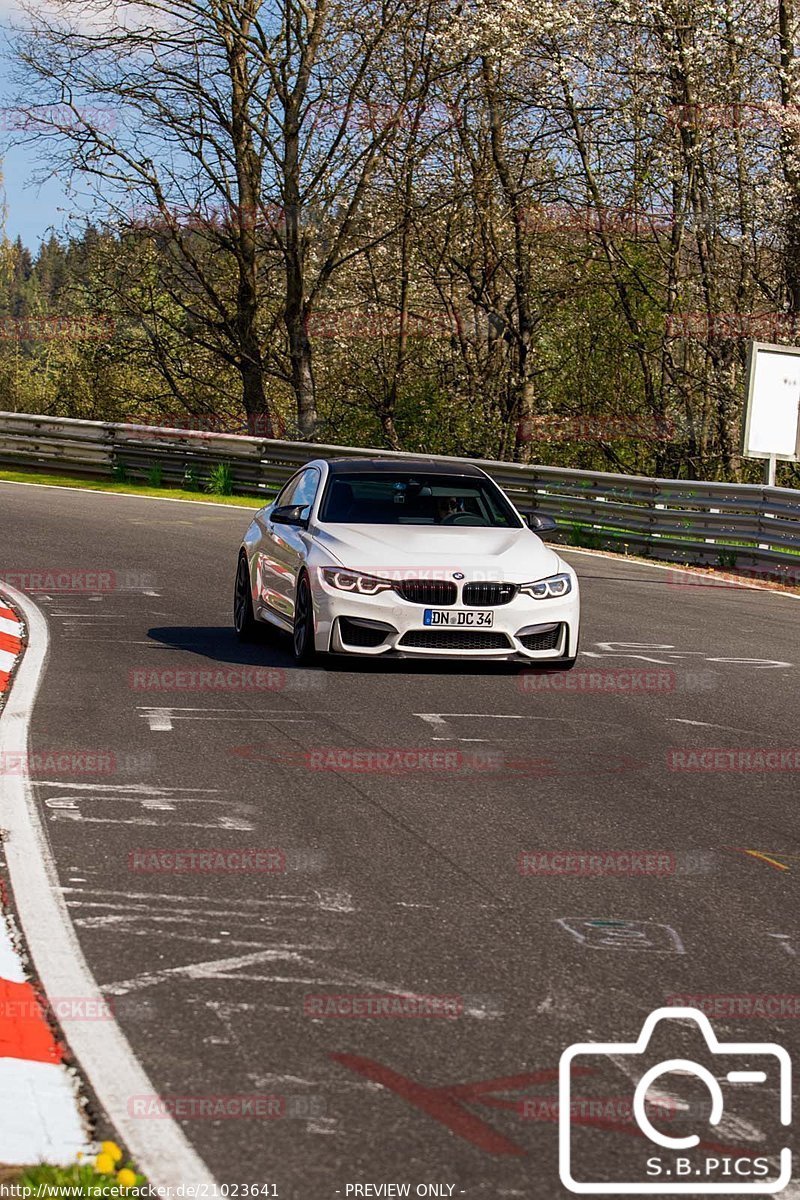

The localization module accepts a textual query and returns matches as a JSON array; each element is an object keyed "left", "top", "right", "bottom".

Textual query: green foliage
[
  {"left": 205, "top": 462, "right": 234, "bottom": 495},
  {"left": 182, "top": 464, "right": 200, "bottom": 491},
  {"left": 146, "top": 462, "right": 164, "bottom": 487},
  {"left": 16, "top": 1161, "right": 146, "bottom": 1197},
  {"left": 0, "top": 219, "right": 792, "bottom": 487},
  {"left": 0, "top": 466, "right": 261, "bottom": 505},
  {"left": 568, "top": 524, "right": 604, "bottom": 549}
]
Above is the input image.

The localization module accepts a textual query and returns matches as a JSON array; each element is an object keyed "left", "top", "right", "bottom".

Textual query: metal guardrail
[{"left": 1, "top": 410, "right": 798, "bottom": 579}]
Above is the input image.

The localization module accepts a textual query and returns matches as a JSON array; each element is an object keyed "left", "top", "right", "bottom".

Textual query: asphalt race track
[{"left": 1, "top": 480, "right": 798, "bottom": 1198}]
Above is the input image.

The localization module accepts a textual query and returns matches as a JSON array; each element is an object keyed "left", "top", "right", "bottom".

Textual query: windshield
[{"left": 318, "top": 471, "right": 522, "bottom": 527}]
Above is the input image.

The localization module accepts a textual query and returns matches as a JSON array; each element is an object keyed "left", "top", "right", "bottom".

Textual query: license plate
[{"left": 423, "top": 609, "right": 494, "bottom": 627}]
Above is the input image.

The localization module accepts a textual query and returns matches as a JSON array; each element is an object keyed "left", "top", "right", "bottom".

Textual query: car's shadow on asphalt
[{"left": 146, "top": 625, "right": 531, "bottom": 677}]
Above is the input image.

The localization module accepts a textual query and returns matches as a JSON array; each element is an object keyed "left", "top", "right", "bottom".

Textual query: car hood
[{"left": 311, "top": 523, "right": 563, "bottom": 582}]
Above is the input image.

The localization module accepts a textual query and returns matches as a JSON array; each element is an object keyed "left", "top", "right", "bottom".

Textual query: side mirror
[
  {"left": 272, "top": 503, "right": 310, "bottom": 529},
  {"left": 522, "top": 511, "right": 558, "bottom": 537}
]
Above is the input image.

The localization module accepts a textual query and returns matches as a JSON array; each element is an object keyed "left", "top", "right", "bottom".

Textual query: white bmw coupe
[{"left": 234, "top": 457, "right": 579, "bottom": 666}]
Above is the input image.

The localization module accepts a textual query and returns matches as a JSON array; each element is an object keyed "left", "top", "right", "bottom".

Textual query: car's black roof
[{"left": 324, "top": 457, "right": 487, "bottom": 477}]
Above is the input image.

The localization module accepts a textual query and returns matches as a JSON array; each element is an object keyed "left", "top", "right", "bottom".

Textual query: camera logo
[{"left": 559, "top": 1006, "right": 792, "bottom": 1193}]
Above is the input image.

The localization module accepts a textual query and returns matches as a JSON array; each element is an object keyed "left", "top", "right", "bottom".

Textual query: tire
[
  {"left": 234, "top": 553, "right": 259, "bottom": 640},
  {"left": 293, "top": 573, "right": 316, "bottom": 663}
]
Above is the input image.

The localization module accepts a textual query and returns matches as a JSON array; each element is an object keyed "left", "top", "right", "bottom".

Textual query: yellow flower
[
  {"left": 117, "top": 1169, "right": 137, "bottom": 1189},
  {"left": 95, "top": 1153, "right": 116, "bottom": 1175},
  {"left": 102, "top": 1141, "right": 124, "bottom": 1164}
]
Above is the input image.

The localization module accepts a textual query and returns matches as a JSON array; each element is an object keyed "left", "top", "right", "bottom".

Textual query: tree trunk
[
  {"left": 229, "top": 0, "right": 275, "bottom": 439},
  {"left": 779, "top": 0, "right": 800, "bottom": 310},
  {"left": 284, "top": 99, "right": 317, "bottom": 439}
]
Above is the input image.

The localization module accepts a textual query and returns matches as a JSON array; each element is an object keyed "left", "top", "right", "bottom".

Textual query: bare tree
[{"left": 11, "top": 0, "right": 423, "bottom": 436}]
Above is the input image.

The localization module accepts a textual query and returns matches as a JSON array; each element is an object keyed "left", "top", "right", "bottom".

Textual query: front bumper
[{"left": 311, "top": 575, "right": 580, "bottom": 661}]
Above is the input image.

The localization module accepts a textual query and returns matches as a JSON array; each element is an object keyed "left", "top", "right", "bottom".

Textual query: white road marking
[
  {"left": 417, "top": 713, "right": 527, "bottom": 722},
  {"left": 49, "top": 814, "right": 251, "bottom": 831},
  {"left": 0, "top": 581, "right": 215, "bottom": 1189},
  {"left": 43, "top": 790, "right": 255, "bottom": 832},
  {"left": 306, "top": 1118, "right": 337, "bottom": 1135},
  {"left": 146, "top": 708, "right": 173, "bottom": 731},
  {"left": 50, "top": 613, "right": 120, "bottom": 618},
  {"left": 63, "top": 638, "right": 166, "bottom": 644},
  {"left": 313, "top": 889, "right": 355, "bottom": 913},
  {"left": 105, "top": 948, "right": 312, "bottom": 994},
  {"left": 61, "top": 885, "right": 318, "bottom": 905},
  {"left": 767, "top": 934, "right": 797, "bottom": 957},
  {"left": 68, "top": 900, "right": 288, "bottom": 923},
  {"left": 37, "top": 782, "right": 220, "bottom": 792},
  {"left": 585, "top": 642, "right": 792, "bottom": 669},
  {"left": 62, "top": 622, "right": 130, "bottom": 628},
  {"left": 415, "top": 712, "right": 611, "bottom": 744},
  {"left": 556, "top": 917, "right": 686, "bottom": 954},
  {"left": 666, "top": 718, "right": 760, "bottom": 733},
  {"left": 0, "top": 615, "right": 23, "bottom": 637},
  {"left": 138, "top": 706, "right": 322, "bottom": 732}
]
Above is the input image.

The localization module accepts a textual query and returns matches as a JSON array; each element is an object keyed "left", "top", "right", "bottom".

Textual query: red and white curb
[
  {"left": 0, "top": 905, "right": 89, "bottom": 1164},
  {"left": 0, "top": 597, "right": 89, "bottom": 1164},
  {"left": 0, "top": 583, "right": 214, "bottom": 1187},
  {"left": 0, "top": 601, "right": 24, "bottom": 699}
]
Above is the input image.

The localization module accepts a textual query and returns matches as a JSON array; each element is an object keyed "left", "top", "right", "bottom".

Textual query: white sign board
[{"left": 742, "top": 341, "right": 800, "bottom": 462}]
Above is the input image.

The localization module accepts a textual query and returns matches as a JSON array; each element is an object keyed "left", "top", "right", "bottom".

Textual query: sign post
[{"left": 742, "top": 341, "right": 800, "bottom": 485}]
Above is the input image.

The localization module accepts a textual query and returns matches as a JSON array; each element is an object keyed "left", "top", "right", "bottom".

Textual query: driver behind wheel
[{"left": 433, "top": 494, "right": 462, "bottom": 523}]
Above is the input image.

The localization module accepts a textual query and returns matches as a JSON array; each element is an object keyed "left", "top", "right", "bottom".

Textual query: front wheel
[
  {"left": 293, "top": 574, "right": 316, "bottom": 663},
  {"left": 234, "top": 553, "right": 258, "bottom": 640}
]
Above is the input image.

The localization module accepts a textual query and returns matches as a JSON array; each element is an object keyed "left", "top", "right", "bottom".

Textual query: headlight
[
  {"left": 321, "top": 568, "right": 393, "bottom": 595},
  {"left": 519, "top": 572, "right": 572, "bottom": 599}
]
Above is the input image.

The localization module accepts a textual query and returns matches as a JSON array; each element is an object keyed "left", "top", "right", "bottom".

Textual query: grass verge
[
  {"left": 8, "top": 1164, "right": 144, "bottom": 1197},
  {"left": 0, "top": 1144, "right": 147, "bottom": 1197},
  {"left": 0, "top": 467, "right": 265, "bottom": 508}
]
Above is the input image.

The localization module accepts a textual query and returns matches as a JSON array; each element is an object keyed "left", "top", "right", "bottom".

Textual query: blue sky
[
  {"left": 3, "top": 142, "right": 77, "bottom": 247},
  {"left": 0, "top": 25, "right": 77, "bottom": 248}
]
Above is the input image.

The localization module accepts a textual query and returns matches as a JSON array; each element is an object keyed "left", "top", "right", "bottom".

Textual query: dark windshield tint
[{"left": 318, "top": 471, "right": 522, "bottom": 527}]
